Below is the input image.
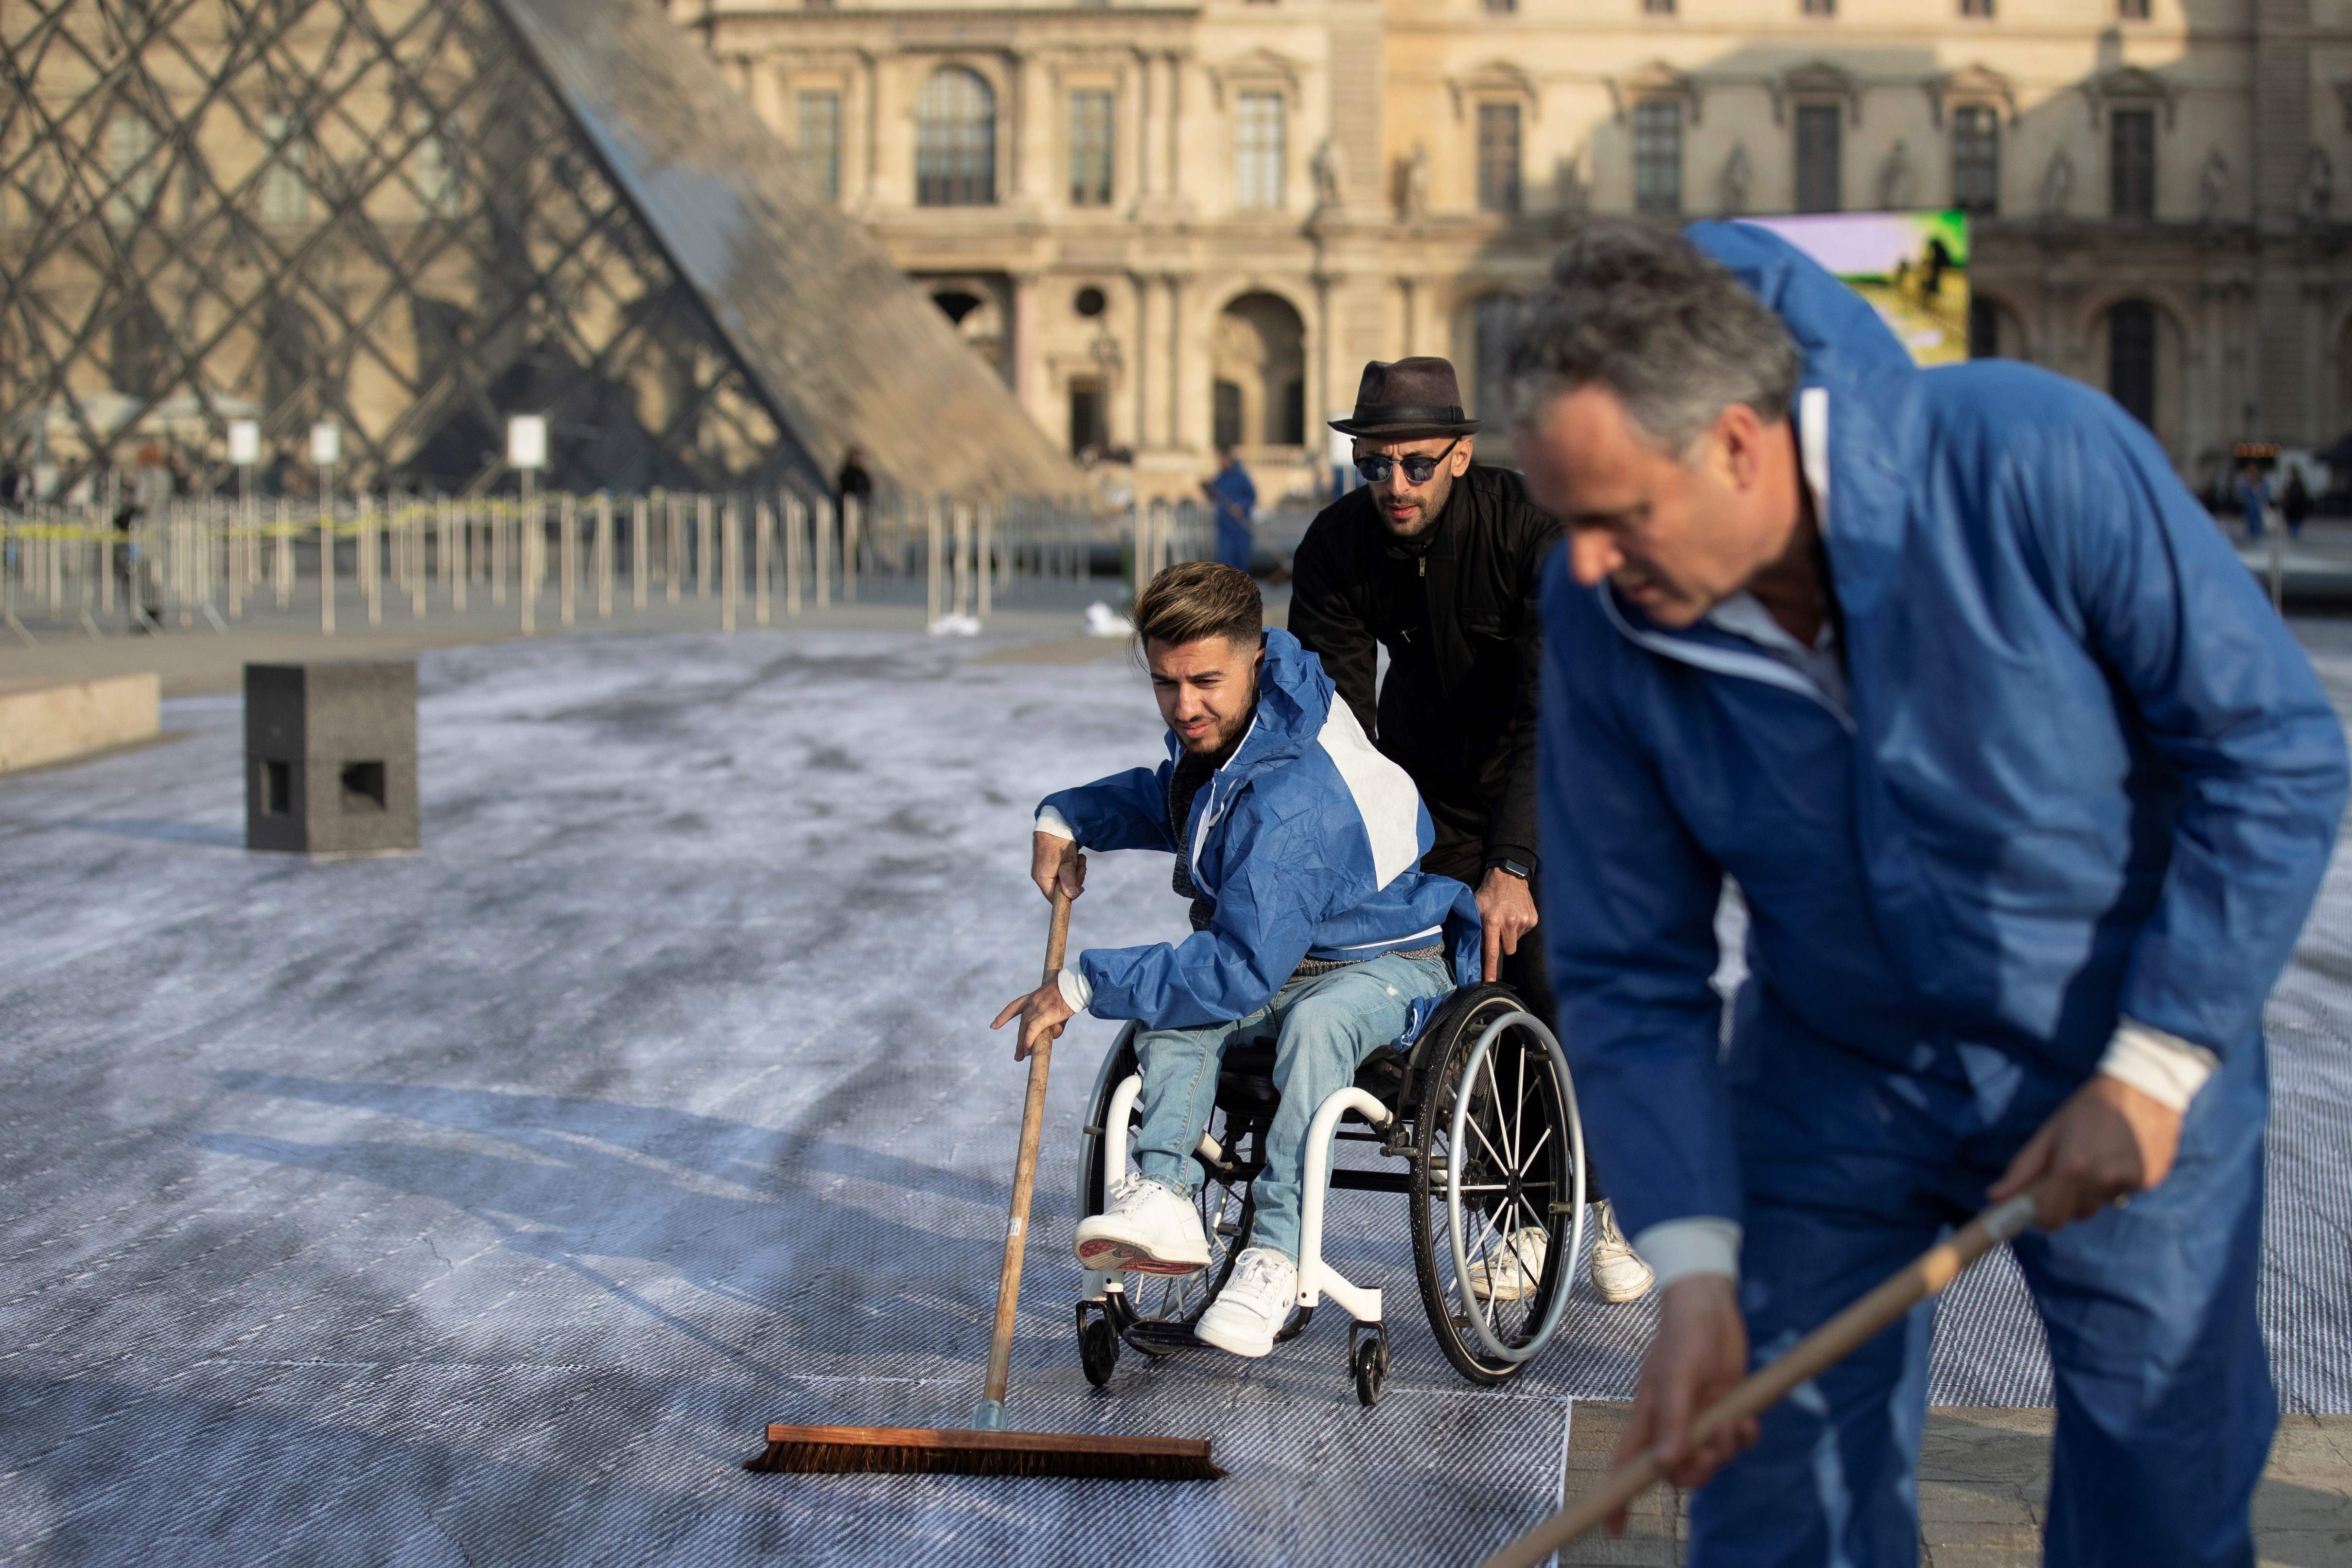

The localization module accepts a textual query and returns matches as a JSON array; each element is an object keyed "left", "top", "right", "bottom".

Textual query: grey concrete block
[{"left": 244, "top": 661, "right": 418, "bottom": 855}]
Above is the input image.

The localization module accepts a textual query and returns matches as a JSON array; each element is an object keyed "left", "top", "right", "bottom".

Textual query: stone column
[
  {"left": 1012, "top": 272, "right": 1040, "bottom": 412},
  {"left": 1163, "top": 52, "right": 1187, "bottom": 203},
  {"left": 861, "top": 52, "right": 884, "bottom": 207},
  {"left": 1164, "top": 273, "right": 1188, "bottom": 450},
  {"left": 1136, "top": 53, "right": 1161, "bottom": 199},
  {"left": 1132, "top": 272, "right": 1159, "bottom": 453}
]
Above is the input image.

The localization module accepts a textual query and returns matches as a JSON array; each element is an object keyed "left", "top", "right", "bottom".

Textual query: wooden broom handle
[
  {"left": 981, "top": 871, "right": 1075, "bottom": 1411},
  {"left": 1474, "top": 1185, "right": 2043, "bottom": 1568}
]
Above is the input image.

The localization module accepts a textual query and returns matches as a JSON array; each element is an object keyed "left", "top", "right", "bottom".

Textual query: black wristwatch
[{"left": 1489, "top": 857, "right": 1533, "bottom": 881}]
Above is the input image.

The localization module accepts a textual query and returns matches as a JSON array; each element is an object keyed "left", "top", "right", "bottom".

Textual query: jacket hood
[
  {"left": 1683, "top": 219, "right": 1925, "bottom": 621},
  {"left": 1686, "top": 221, "right": 1914, "bottom": 396}
]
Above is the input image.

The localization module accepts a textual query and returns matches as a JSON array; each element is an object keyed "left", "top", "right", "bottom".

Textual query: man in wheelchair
[{"left": 991, "top": 561, "right": 1480, "bottom": 1359}]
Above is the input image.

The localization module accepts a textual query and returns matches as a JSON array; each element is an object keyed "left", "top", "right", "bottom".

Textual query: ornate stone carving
[
  {"left": 1311, "top": 138, "right": 1346, "bottom": 211},
  {"left": 2300, "top": 144, "right": 2334, "bottom": 227},
  {"left": 2038, "top": 144, "right": 2075, "bottom": 219},
  {"left": 1719, "top": 141, "right": 1752, "bottom": 216},
  {"left": 2198, "top": 144, "right": 2230, "bottom": 224},
  {"left": 1877, "top": 140, "right": 1915, "bottom": 210},
  {"left": 1401, "top": 140, "right": 1430, "bottom": 222}
]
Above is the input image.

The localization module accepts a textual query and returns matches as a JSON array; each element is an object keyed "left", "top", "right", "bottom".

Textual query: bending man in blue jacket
[
  {"left": 991, "top": 561, "right": 1479, "bottom": 1358},
  {"left": 1510, "top": 219, "right": 2348, "bottom": 1565}
]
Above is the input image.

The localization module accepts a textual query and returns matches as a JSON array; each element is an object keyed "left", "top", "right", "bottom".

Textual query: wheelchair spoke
[
  {"left": 1515, "top": 1122, "right": 1552, "bottom": 1176},
  {"left": 1480, "top": 1049, "right": 1514, "bottom": 1171},
  {"left": 1465, "top": 1112, "right": 1512, "bottom": 1180},
  {"left": 1512, "top": 1046, "right": 1527, "bottom": 1171}
]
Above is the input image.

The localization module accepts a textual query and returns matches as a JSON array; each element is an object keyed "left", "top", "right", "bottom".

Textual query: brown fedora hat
[{"left": 1327, "top": 357, "right": 1481, "bottom": 440}]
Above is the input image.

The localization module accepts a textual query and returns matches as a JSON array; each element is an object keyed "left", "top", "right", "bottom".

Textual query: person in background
[
  {"left": 2236, "top": 461, "right": 2271, "bottom": 541},
  {"left": 1202, "top": 447, "right": 1257, "bottom": 573},
  {"left": 835, "top": 445, "right": 874, "bottom": 569},
  {"left": 1288, "top": 354, "right": 1655, "bottom": 1304},
  {"left": 2283, "top": 468, "right": 2312, "bottom": 541}
]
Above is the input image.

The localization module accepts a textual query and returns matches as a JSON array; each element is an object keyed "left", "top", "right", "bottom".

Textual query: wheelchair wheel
[
  {"left": 1078, "top": 1023, "right": 1257, "bottom": 1349},
  {"left": 1406, "top": 987, "right": 1586, "bottom": 1384}
]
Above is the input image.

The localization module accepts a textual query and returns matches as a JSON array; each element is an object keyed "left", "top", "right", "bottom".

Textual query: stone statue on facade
[
  {"left": 1719, "top": 141, "right": 1752, "bottom": 216},
  {"left": 2038, "top": 145, "right": 2074, "bottom": 218},
  {"left": 1311, "top": 138, "right": 1347, "bottom": 213},
  {"left": 1402, "top": 141, "right": 1431, "bottom": 222},
  {"left": 2198, "top": 144, "right": 2231, "bottom": 225},
  {"left": 2300, "top": 144, "right": 2335, "bottom": 226},
  {"left": 1876, "top": 140, "right": 1915, "bottom": 211}
]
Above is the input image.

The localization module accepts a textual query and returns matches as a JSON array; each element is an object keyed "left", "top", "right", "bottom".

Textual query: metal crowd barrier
[{"left": 0, "top": 490, "right": 1217, "bottom": 644}]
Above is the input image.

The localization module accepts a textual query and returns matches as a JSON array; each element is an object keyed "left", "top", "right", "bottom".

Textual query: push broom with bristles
[{"left": 747, "top": 864, "right": 1224, "bottom": 1482}]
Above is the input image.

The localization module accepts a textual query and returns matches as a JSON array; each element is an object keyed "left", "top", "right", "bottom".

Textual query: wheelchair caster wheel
[
  {"left": 1077, "top": 1303, "right": 1121, "bottom": 1388},
  {"left": 1350, "top": 1325, "right": 1389, "bottom": 1408}
]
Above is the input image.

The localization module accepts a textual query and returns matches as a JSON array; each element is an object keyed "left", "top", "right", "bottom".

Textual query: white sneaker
[
  {"left": 1588, "top": 1200, "right": 1655, "bottom": 1303},
  {"left": 1074, "top": 1175, "right": 1211, "bottom": 1276},
  {"left": 1466, "top": 1225, "right": 1550, "bottom": 1303},
  {"left": 1193, "top": 1247, "right": 1297, "bottom": 1358}
]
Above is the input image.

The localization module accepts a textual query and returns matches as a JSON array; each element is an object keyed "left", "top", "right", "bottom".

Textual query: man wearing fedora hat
[{"left": 1289, "top": 355, "right": 1655, "bottom": 1304}]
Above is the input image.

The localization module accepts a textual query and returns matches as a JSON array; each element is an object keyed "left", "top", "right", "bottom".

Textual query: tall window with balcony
[
  {"left": 408, "top": 107, "right": 461, "bottom": 219},
  {"left": 1235, "top": 91, "right": 1286, "bottom": 211},
  {"left": 1951, "top": 104, "right": 1999, "bottom": 213},
  {"left": 1795, "top": 104, "right": 1841, "bottom": 212},
  {"left": 105, "top": 112, "right": 158, "bottom": 226},
  {"left": 1477, "top": 104, "right": 1521, "bottom": 215},
  {"left": 798, "top": 91, "right": 841, "bottom": 199},
  {"left": 260, "top": 113, "right": 309, "bottom": 223},
  {"left": 917, "top": 68, "right": 996, "bottom": 207},
  {"left": 2110, "top": 107, "right": 2156, "bottom": 219},
  {"left": 1633, "top": 99, "right": 1683, "bottom": 214},
  {"left": 1070, "top": 90, "right": 1115, "bottom": 207}
]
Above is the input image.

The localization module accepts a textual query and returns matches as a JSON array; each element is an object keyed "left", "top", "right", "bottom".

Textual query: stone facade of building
[{"left": 680, "top": 0, "right": 2352, "bottom": 500}]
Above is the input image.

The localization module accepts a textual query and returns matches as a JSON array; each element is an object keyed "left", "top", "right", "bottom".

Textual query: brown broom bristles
[{"left": 744, "top": 1423, "right": 1224, "bottom": 1480}]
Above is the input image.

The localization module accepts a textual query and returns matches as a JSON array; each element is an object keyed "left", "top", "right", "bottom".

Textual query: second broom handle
[
  {"left": 1475, "top": 1187, "right": 2041, "bottom": 1568},
  {"left": 982, "top": 884, "right": 1075, "bottom": 1409}
]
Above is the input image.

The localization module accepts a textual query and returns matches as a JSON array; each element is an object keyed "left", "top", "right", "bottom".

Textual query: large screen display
[{"left": 1737, "top": 211, "right": 1971, "bottom": 366}]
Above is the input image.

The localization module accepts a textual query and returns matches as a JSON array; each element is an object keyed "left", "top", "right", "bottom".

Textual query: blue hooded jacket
[
  {"left": 1041, "top": 629, "right": 1482, "bottom": 1032},
  {"left": 1538, "top": 221, "right": 2351, "bottom": 1238}
]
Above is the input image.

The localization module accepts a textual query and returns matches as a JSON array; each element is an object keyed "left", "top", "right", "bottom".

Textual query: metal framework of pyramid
[{"left": 0, "top": 0, "right": 1076, "bottom": 498}]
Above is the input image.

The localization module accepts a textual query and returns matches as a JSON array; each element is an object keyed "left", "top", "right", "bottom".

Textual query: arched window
[
  {"left": 917, "top": 68, "right": 996, "bottom": 207},
  {"left": 1212, "top": 293, "right": 1306, "bottom": 447},
  {"left": 2108, "top": 300, "right": 2156, "bottom": 428}
]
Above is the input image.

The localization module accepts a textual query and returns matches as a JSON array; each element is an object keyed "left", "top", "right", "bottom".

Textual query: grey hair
[{"left": 1505, "top": 219, "right": 1801, "bottom": 457}]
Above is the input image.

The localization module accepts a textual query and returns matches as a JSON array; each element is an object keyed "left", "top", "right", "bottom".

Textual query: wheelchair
[{"left": 1072, "top": 983, "right": 1586, "bottom": 1406}]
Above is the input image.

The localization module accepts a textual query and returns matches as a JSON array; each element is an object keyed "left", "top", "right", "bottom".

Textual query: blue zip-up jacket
[
  {"left": 1539, "top": 221, "right": 2350, "bottom": 1238},
  {"left": 1041, "top": 629, "right": 1483, "bottom": 1032}
]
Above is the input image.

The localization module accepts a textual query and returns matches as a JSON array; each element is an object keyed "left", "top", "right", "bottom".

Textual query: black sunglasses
[{"left": 1354, "top": 438, "right": 1460, "bottom": 487}]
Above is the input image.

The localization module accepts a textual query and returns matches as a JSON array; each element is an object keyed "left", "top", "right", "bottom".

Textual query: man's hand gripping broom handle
[
  {"left": 974, "top": 872, "right": 1075, "bottom": 1432},
  {"left": 1473, "top": 1185, "right": 2044, "bottom": 1568}
]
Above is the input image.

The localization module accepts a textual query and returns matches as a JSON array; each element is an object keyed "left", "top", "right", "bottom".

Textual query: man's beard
[
  {"left": 1377, "top": 473, "right": 1454, "bottom": 538},
  {"left": 1183, "top": 675, "right": 1261, "bottom": 761}
]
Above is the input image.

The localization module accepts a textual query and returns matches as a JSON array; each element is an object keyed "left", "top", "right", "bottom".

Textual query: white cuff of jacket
[
  {"left": 2097, "top": 1018, "right": 2218, "bottom": 1112},
  {"left": 1631, "top": 1216, "right": 1744, "bottom": 1290},
  {"left": 1034, "top": 813, "right": 1087, "bottom": 1011}
]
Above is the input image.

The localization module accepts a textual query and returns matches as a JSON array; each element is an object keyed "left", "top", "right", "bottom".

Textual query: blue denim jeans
[{"left": 1130, "top": 950, "right": 1453, "bottom": 1263}]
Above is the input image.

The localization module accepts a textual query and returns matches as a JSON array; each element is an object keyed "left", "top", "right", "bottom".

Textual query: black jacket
[{"left": 1288, "top": 465, "right": 1558, "bottom": 883}]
